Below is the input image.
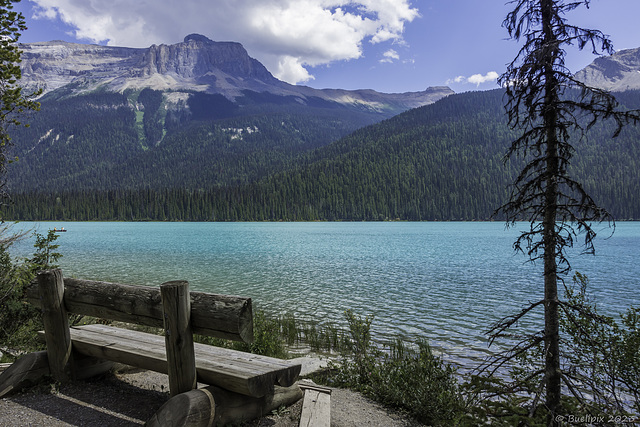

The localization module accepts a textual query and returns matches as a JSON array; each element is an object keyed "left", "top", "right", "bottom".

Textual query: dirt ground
[{"left": 0, "top": 366, "right": 423, "bottom": 426}]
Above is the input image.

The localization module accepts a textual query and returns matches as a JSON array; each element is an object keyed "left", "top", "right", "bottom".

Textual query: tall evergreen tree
[
  {"left": 491, "top": 0, "right": 640, "bottom": 424},
  {"left": 0, "top": 0, "right": 40, "bottom": 201}
]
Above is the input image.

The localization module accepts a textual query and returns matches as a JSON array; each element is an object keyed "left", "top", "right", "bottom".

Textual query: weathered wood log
[
  {"left": 145, "top": 383, "right": 303, "bottom": 427},
  {"left": 37, "top": 269, "right": 72, "bottom": 381},
  {"left": 0, "top": 350, "right": 114, "bottom": 398},
  {"left": 299, "top": 383, "right": 331, "bottom": 427},
  {"left": 25, "top": 277, "right": 253, "bottom": 343},
  {"left": 0, "top": 351, "right": 50, "bottom": 398},
  {"left": 161, "top": 280, "right": 197, "bottom": 396}
]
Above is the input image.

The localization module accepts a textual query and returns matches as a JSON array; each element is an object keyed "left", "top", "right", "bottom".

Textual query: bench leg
[
  {"left": 146, "top": 384, "right": 303, "bottom": 427},
  {"left": 161, "top": 281, "right": 197, "bottom": 397},
  {"left": 299, "top": 384, "right": 331, "bottom": 427},
  {"left": 38, "top": 269, "right": 73, "bottom": 382}
]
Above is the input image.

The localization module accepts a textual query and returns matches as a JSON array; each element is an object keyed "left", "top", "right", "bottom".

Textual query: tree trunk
[{"left": 541, "top": 0, "right": 562, "bottom": 424}]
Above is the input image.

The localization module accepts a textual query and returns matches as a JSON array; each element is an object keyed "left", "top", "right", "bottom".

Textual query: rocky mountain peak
[
  {"left": 139, "top": 34, "right": 275, "bottom": 83},
  {"left": 17, "top": 35, "right": 453, "bottom": 113},
  {"left": 184, "top": 33, "right": 215, "bottom": 44},
  {"left": 18, "top": 35, "right": 279, "bottom": 97},
  {"left": 575, "top": 47, "right": 640, "bottom": 92}
]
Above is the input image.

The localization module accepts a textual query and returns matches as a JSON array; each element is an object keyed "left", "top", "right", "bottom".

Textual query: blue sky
[{"left": 14, "top": 0, "right": 640, "bottom": 94}]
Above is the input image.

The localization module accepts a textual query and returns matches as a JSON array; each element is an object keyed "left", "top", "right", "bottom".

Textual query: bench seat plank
[
  {"left": 82, "top": 325, "right": 300, "bottom": 387},
  {"left": 63, "top": 324, "right": 300, "bottom": 397}
]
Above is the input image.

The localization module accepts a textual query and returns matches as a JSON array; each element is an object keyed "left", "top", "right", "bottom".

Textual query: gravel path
[{"left": 0, "top": 366, "right": 423, "bottom": 426}]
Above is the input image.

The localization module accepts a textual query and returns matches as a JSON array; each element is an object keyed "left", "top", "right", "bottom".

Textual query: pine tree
[
  {"left": 0, "top": 0, "right": 41, "bottom": 200},
  {"left": 491, "top": 0, "right": 640, "bottom": 424}
]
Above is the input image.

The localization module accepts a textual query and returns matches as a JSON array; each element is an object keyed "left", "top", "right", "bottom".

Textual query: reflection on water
[{"left": 10, "top": 221, "right": 640, "bottom": 370}]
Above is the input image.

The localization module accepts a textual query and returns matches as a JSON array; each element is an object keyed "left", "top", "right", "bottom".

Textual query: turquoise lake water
[{"left": 9, "top": 221, "right": 640, "bottom": 370}]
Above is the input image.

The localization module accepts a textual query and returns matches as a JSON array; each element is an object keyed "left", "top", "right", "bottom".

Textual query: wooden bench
[
  {"left": 65, "top": 323, "right": 299, "bottom": 397},
  {"left": 0, "top": 269, "right": 303, "bottom": 426}
]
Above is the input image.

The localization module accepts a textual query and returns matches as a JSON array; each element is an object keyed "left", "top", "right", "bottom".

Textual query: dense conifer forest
[
  {"left": 6, "top": 89, "right": 379, "bottom": 192},
  {"left": 3, "top": 89, "right": 640, "bottom": 221}
]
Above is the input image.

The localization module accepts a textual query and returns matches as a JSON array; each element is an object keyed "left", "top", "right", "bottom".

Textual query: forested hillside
[
  {"left": 4, "top": 89, "right": 640, "bottom": 221},
  {"left": 6, "top": 89, "right": 379, "bottom": 191}
]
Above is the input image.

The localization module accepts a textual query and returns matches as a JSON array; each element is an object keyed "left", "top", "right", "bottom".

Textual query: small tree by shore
[{"left": 0, "top": 228, "right": 62, "bottom": 358}]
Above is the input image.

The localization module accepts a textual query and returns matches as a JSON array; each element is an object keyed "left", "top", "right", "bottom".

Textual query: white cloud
[
  {"left": 28, "top": 0, "right": 419, "bottom": 84},
  {"left": 467, "top": 71, "right": 499, "bottom": 86},
  {"left": 273, "top": 55, "right": 316, "bottom": 85},
  {"left": 446, "top": 76, "right": 466, "bottom": 84},
  {"left": 447, "top": 71, "right": 499, "bottom": 87},
  {"left": 380, "top": 49, "right": 400, "bottom": 63}
]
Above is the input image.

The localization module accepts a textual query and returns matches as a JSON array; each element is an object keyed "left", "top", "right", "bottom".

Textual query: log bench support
[
  {"left": 161, "top": 281, "right": 197, "bottom": 396},
  {"left": 0, "top": 269, "right": 303, "bottom": 426},
  {"left": 147, "top": 383, "right": 304, "bottom": 427},
  {"left": 37, "top": 269, "right": 72, "bottom": 382}
]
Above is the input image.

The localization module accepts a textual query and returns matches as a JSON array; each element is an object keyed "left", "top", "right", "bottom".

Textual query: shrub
[
  {"left": 560, "top": 272, "right": 639, "bottom": 416},
  {"left": 466, "top": 272, "right": 640, "bottom": 424},
  {"left": 328, "top": 309, "right": 464, "bottom": 425},
  {"left": 0, "top": 228, "right": 63, "bottom": 357},
  {"left": 1, "top": 229, "right": 40, "bottom": 355}
]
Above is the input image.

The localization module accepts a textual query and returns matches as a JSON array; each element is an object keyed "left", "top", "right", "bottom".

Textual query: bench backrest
[
  {"left": 29, "top": 269, "right": 256, "bottom": 396},
  {"left": 27, "top": 274, "right": 253, "bottom": 343}
]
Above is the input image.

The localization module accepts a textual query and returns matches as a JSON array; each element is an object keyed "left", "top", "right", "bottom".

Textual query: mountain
[
  {"left": 575, "top": 47, "right": 640, "bottom": 92},
  {"left": 6, "top": 38, "right": 640, "bottom": 221},
  {"left": 5, "top": 88, "right": 640, "bottom": 221},
  {"left": 6, "top": 90, "right": 382, "bottom": 192},
  {"left": 19, "top": 34, "right": 452, "bottom": 114},
  {"left": 7, "top": 35, "right": 452, "bottom": 194},
  {"left": 240, "top": 88, "right": 640, "bottom": 221}
]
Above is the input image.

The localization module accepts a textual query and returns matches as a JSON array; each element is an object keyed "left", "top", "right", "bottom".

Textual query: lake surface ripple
[{"left": 12, "top": 221, "right": 640, "bottom": 371}]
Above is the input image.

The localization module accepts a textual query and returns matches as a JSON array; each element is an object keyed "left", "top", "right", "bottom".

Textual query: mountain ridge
[
  {"left": 6, "top": 88, "right": 640, "bottom": 221},
  {"left": 575, "top": 47, "right": 640, "bottom": 92},
  {"left": 7, "top": 39, "right": 640, "bottom": 221},
  {"left": 18, "top": 34, "right": 453, "bottom": 113}
]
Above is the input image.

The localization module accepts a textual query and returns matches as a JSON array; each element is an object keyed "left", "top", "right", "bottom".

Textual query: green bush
[
  {"left": 560, "top": 272, "right": 639, "bottom": 416},
  {"left": 29, "top": 229, "right": 62, "bottom": 272},
  {"left": 328, "top": 309, "right": 464, "bottom": 426},
  {"left": 0, "top": 228, "right": 62, "bottom": 357},
  {"left": 245, "top": 310, "right": 288, "bottom": 359}
]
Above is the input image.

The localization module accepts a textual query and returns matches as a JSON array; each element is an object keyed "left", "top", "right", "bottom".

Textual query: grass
[
  {"left": 201, "top": 307, "right": 466, "bottom": 424},
  {"left": 318, "top": 310, "right": 465, "bottom": 426},
  {"left": 193, "top": 309, "right": 350, "bottom": 359},
  {"left": 272, "top": 312, "right": 350, "bottom": 354},
  {"left": 200, "top": 307, "right": 466, "bottom": 425}
]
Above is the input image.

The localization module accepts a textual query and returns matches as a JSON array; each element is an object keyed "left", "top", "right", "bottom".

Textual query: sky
[{"left": 13, "top": 0, "right": 640, "bottom": 94}]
